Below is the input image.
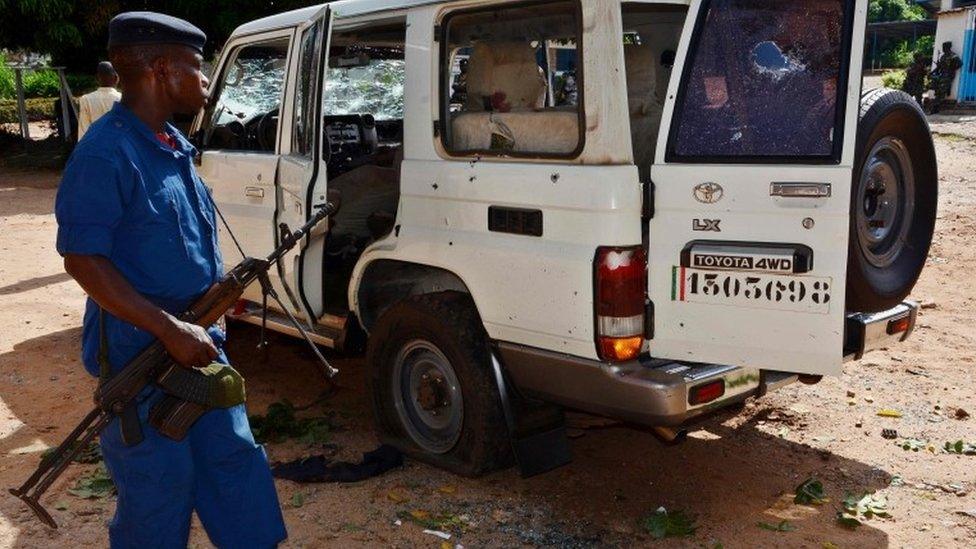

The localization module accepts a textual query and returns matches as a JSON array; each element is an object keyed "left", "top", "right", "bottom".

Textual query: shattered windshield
[
  {"left": 215, "top": 54, "right": 287, "bottom": 124},
  {"left": 669, "top": 0, "right": 849, "bottom": 160},
  {"left": 324, "top": 60, "right": 405, "bottom": 120}
]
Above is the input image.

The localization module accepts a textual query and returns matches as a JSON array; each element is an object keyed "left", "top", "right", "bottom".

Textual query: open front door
[
  {"left": 193, "top": 30, "right": 294, "bottom": 303},
  {"left": 276, "top": 6, "right": 333, "bottom": 323},
  {"left": 648, "top": 0, "right": 867, "bottom": 376}
]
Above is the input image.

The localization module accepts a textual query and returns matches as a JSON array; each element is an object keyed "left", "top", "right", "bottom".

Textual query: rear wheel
[
  {"left": 366, "top": 291, "right": 512, "bottom": 476},
  {"left": 847, "top": 88, "right": 937, "bottom": 312}
]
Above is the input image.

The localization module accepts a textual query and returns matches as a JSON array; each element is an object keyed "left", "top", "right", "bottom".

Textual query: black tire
[
  {"left": 366, "top": 291, "right": 513, "bottom": 476},
  {"left": 847, "top": 88, "right": 937, "bottom": 313}
]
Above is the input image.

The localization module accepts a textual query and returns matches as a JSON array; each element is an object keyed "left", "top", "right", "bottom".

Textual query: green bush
[
  {"left": 0, "top": 55, "right": 15, "bottom": 99},
  {"left": 0, "top": 57, "right": 69, "bottom": 100},
  {"left": 0, "top": 97, "right": 57, "bottom": 124},
  {"left": 881, "top": 69, "right": 907, "bottom": 90},
  {"left": 23, "top": 70, "right": 61, "bottom": 98},
  {"left": 878, "top": 35, "right": 936, "bottom": 69}
]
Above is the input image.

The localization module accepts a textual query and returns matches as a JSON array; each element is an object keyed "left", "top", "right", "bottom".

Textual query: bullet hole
[
  {"left": 551, "top": 173, "right": 560, "bottom": 183},
  {"left": 432, "top": 182, "right": 439, "bottom": 190},
  {"left": 448, "top": 241, "right": 453, "bottom": 246},
  {"left": 469, "top": 175, "right": 476, "bottom": 182},
  {"left": 394, "top": 225, "right": 401, "bottom": 237}
]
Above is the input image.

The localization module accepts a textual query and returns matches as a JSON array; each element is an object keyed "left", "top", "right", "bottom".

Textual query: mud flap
[{"left": 489, "top": 350, "right": 572, "bottom": 477}]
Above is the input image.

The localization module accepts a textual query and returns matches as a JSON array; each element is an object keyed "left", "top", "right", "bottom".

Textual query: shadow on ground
[{"left": 0, "top": 322, "right": 890, "bottom": 547}]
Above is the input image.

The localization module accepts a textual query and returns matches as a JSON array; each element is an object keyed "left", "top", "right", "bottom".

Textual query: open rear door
[
  {"left": 648, "top": 0, "right": 867, "bottom": 375},
  {"left": 275, "top": 6, "right": 333, "bottom": 323}
]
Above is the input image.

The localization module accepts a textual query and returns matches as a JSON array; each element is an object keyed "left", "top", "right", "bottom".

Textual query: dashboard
[{"left": 324, "top": 114, "right": 403, "bottom": 177}]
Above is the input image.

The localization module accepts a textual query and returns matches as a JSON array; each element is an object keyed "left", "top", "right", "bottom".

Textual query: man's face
[{"left": 160, "top": 47, "right": 210, "bottom": 115}]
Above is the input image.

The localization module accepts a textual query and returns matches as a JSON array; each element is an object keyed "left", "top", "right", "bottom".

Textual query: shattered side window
[
  {"left": 669, "top": 0, "right": 849, "bottom": 160},
  {"left": 440, "top": 0, "right": 583, "bottom": 157}
]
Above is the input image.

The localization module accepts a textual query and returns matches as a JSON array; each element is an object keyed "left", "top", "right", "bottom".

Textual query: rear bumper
[
  {"left": 496, "top": 342, "right": 785, "bottom": 427},
  {"left": 843, "top": 301, "right": 918, "bottom": 361},
  {"left": 497, "top": 301, "right": 917, "bottom": 427}
]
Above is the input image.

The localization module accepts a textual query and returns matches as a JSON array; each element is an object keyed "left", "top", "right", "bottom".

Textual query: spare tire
[{"left": 846, "top": 88, "right": 937, "bottom": 312}]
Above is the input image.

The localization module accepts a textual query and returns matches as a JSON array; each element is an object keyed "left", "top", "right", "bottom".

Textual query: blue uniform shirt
[{"left": 55, "top": 102, "right": 223, "bottom": 376}]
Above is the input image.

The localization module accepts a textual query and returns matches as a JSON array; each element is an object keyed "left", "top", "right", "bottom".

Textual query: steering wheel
[
  {"left": 209, "top": 119, "right": 246, "bottom": 149},
  {"left": 255, "top": 109, "right": 279, "bottom": 151}
]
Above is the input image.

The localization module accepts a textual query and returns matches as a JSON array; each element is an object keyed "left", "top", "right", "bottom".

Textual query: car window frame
[
  {"left": 292, "top": 19, "right": 327, "bottom": 159},
  {"left": 200, "top": 32, "right": 294, "bottom": 155},
  {"left": 436, "top": 0, "right": 587, "bottom": 161},
  {"left": 664, "top": 0, "right": 856, "bottom": 165}
]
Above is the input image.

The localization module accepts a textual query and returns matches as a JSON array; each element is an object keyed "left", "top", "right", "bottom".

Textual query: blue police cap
[{"left": 108, "top": 12, "right": 206, "bottom": 53}]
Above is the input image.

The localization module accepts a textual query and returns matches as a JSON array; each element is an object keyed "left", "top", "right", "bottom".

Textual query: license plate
[{"left": 671, "top": 266, "right": 832, "bottom": 314}]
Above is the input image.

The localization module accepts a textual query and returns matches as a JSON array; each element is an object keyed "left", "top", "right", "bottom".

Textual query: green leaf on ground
[
  {"left": 67, "top": 464, "right": 115, "bottom": 499},
  {"left": 249, "top": 400, "right": 335, "bottom": 445},
  {"left": 795, "top": 478, "right": 828, "bottom": 505},
  {"left": 291, "top": 492, "right": 304, "bottom": 508},
  {"left": 640, "top": 507, "right": 697, "bottom": 539},
  {"left": 897, "top": 438, "right": 930, "bottom": 452},
  {"left": 944, "top": 440, "right": 976, "bottom": 455},
  {"left": 837, "top": 492, "right": 890, "bottom": 528},
  {"left": 758, "top": 520, "right": 797, "bottom": 532}
]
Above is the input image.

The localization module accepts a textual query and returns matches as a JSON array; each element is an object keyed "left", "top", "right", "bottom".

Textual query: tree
[
  {"left": 0, "top": 0, "right": 320, "bottom": 72},
  {"left": 868, "top": 0, "right": 928, "bottom": 23}
]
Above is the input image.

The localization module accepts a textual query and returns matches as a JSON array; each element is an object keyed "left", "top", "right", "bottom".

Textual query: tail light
[{"left": 594, "top": 246, "right": 647, "bottom": 362}]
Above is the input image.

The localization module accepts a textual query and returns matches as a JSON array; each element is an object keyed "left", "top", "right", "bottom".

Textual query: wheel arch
[{"left": 353, "top": 258, "right": 479, "bottom": 332}]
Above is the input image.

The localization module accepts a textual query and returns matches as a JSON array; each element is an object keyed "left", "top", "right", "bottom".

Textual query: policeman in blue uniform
[{"left": 55, "top": 12, "right": 287, "bottom": 548}]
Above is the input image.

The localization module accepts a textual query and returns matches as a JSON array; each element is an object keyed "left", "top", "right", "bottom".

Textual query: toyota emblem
[{"left": 693, "top": 182, "right": 724, "bottom": 204}]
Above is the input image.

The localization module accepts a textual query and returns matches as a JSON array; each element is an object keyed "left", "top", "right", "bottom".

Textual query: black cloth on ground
[{"left": 271, "top": 444, "right": 403, "bottom": 483}]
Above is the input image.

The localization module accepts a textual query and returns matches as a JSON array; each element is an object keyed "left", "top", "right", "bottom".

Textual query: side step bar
[{"left": 227, "top": 302, "right": 346, "bottom": 349}]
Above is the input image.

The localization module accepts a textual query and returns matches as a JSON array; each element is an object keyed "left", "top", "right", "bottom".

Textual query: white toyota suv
[{"left": 193, "top": 0, "right": 935, "bottom": 475}]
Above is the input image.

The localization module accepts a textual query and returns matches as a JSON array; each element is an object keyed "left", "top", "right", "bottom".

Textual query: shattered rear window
[{"left": 668, "top": 0, "right": 850, "bottom": 161}]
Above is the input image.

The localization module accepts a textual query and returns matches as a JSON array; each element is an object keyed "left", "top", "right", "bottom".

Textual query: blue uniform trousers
[{"left": 99, "top": 349, "right": 287, "bottom": 549}]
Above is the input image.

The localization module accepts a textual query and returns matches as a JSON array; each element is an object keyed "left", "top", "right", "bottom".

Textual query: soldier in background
[
  {"left": 931, "top": 41, "right": 962, "bottom": 113},
  {"left": 902, "top": 52, "right": 929, "bottom": 106}
]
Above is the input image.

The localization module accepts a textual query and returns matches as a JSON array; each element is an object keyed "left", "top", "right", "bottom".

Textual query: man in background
[{"left": 77, "top": 61, "right": 121, "bottom": 140}]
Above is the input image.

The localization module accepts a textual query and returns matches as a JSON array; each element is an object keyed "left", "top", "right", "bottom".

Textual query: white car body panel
[{"left": 201, "top": 0, "right": 873, "bottom": 377}]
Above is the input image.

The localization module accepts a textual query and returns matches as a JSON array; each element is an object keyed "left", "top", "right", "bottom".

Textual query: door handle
[
  {"left": 244, "top": 186, "right": 265, "bottom": 198},
  {"left": 770, "top": 182, "right": 831, "bottom": 198}
]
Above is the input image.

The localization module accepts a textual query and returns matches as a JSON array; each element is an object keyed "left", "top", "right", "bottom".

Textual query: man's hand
[{"left": 160, "top": 319, "right": 218, "bottom": 368}]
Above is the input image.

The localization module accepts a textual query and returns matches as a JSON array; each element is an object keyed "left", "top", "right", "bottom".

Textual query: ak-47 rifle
[{"left": 9, "top": 195, "right": 340, "bottom": 529}]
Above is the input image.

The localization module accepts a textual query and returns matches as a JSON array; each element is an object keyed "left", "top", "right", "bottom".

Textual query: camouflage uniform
[
  {"left": 931, "top": 42, "right": 962, "bottom": 112},
  {"left": 902, "top": 53, "right": 929, "bottom": 106}
]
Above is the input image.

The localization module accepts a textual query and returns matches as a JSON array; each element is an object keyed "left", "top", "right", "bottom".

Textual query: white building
[{"left": 927, "top": 0, "right": 976, "bottom": 102}]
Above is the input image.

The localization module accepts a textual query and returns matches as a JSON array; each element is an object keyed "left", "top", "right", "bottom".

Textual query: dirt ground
[{"left": 1, "top": 125, "right": 975, "bottom": 548}]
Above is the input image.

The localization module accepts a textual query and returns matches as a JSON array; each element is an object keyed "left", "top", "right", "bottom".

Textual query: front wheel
[
  {"left": 847, "top": 88, "right": 937, "bottom": 312},
  {"left": 366, "top": 291, "right": 512, "bottom": 476}
]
